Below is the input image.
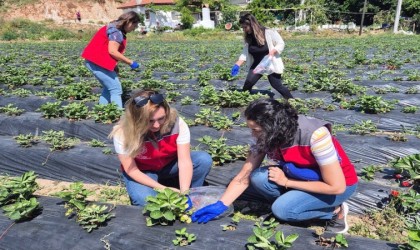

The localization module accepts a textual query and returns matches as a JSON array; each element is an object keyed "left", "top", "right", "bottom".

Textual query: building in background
[{"left": 118, "top": 0, "right": 179, "bottom": 28}]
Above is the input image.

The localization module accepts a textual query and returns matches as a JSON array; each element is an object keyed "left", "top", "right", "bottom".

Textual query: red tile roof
[{"left": 118, "top": 0, "right": 175, "bottom": 9}]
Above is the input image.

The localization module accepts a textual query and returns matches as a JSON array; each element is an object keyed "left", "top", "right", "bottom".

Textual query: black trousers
[{"left": 243, "top": 70, "right": 294, "bottom": 99}]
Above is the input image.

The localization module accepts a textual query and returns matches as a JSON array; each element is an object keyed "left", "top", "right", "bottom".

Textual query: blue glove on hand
[
  {"left": 282, "top": 162, "right": 322, "bottom": 181},
  {"left": 130, "top": 61, "right": 140, "bottom": 69},
  {"left": 231, "top": 64, "right": 240, "bottom": 76},
  {"left": 185, "top": 195, "right": 193, "bottom": 211},
  {"left": 191, "top": 200, "right": 228, "bottom": 224}
]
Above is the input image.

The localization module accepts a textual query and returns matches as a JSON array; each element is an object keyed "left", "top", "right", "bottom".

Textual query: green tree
[{"left": 180, "top": 7, "right": 194, "bottom": 29}]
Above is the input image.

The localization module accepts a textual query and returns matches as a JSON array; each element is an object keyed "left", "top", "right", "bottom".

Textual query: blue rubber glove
[
  {"left": 231, "top": 64, "right": 240, "bottom": 76},
  {"left": 191, "top": 200, "right": 228, "bottom": 224},
  {"left": 130, "top": 61, "right": 140, "bottom": 69},
  {"left": 185, "top": 195, "right": 193, "bottom": 211},
  {"left": 282, "top": 162, "right": 322, "bottom": 181}
]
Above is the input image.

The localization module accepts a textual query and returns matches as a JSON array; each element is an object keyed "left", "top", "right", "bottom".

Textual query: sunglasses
[{"left": 133, "top": 93, "right": 165, "bottom": 108}]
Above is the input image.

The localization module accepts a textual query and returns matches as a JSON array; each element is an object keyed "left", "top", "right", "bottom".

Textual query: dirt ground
[
  {"left": 2, "top": 0, "right": 123, "bottom": 24},
  {"left": 34, "top": 178, "right": 131, "bottom": 205}
]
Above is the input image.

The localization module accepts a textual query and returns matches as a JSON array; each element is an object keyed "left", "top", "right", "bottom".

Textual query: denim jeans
[
  {"left": 250, "top": 166, "right": 357, "bottom": 222},
  {"left": 122, "top": 151, "right": 212, "bottom": 207},
  {"left": 85, "top": 60, "right": 123, "bottom": 108}
]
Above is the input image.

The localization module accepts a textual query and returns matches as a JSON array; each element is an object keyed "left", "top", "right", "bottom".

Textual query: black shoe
[{"left": 325, "top": 202, "right": 349, "bottom": 234}]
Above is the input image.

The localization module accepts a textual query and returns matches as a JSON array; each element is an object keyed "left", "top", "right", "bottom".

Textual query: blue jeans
[
  {"left": 123, "top": 151, "right": 212, "bottom": 207},
  {"left": 85, "top": 60, "right": 123, "bottom": 108},
  {"left": 250, "top": 166, "right": 357, "bottom": 222}
]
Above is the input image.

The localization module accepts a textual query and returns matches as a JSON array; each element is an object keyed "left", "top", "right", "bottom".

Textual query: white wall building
[{"left": 118, "top": 0, "right": 180, "bottom": 28}]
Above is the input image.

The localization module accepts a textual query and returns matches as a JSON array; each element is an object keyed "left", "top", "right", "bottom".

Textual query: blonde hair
[
  {"left": 109, "top": 90, "right": 177, "bottom": 158},
  {"left": 239, "top": 13, "right": 265, "bottom": 46}
]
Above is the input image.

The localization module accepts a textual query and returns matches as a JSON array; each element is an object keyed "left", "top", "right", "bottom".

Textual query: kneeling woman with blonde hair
[{"left": 110, "top": 90, "right": 212, "bottom": 206}]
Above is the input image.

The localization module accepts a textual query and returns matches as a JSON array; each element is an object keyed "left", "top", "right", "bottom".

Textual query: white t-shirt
[{"left": 113, "top": 117, "right": 190, "bottom": 155}]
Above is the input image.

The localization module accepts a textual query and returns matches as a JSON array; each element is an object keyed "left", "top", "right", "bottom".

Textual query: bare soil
[{"left": 2, "top": 0, "right": 123, "bottom": 25}]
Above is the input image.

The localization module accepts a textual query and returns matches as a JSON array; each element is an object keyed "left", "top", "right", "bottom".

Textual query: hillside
[{"left": 1, "top": 0, "right": 124, "bottom": 25}]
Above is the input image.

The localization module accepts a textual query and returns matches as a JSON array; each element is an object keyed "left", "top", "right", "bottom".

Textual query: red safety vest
[
  {"left": 133, "top": 118, "right": 180, "bottom": 172},
  {"left": 268, "top": 116, "right": 358, "bottom": 186},
  {"left": 81, "top": 25, "right": 127, "bottom": 71}
]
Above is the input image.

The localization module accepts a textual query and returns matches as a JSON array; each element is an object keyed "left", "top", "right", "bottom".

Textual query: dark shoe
[{"left": 325, "top": 202, "right": 349, "bottom": 234}]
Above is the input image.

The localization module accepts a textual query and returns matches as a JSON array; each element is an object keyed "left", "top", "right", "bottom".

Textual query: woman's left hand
[
  {"left": 268, "top": 166, "right": 287, "bottom": 186},
  {"left": 268, "top": 49, "right": 278, "bottom": 57}
]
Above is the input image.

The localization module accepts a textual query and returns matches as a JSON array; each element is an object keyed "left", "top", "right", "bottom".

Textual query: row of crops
[{"left": 0, "top": 34, "right": 419, "bottom": 249}]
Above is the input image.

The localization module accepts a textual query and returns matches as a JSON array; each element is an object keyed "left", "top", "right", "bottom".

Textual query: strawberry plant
[
  {"left": 0, "top": 104, "right": 24, "bottom": 116},
  {"left": 181, "top": 96, "right": 194, "bottom": 105},
  {"left": 41, "top": 130, "right": 80, "bottom": 151},
  {"left": 9, "top": 88, "right": 32, "bottom": 97},
  {"left": 54, "top": 83, "right": 93, "bottom": 101},
  {"left": 14, "top": 133, "right": 40, "bottom": 148},
  {"left": 194, "top": 108, "right": 234, "bottom": 130},
  {"left": 351, "top": 95, "right": 395, "bottom": 114},
  {"left": 2, "top": 197, "right": 40, "bottom": 222},
  {"left": 402, "top": 106, "right": 418, "bottom": 114},
  {"left": 221, "top": 215, "right": 240, "bottom": 231},
  {"left": 198, "top": 136, "right": 247, "bottom": 166},
  {"left": 398, "top": 216, "right": 420, "bottom": 250},
  {"left": 0, "top": 171, "right": 38, "bottom": 206},
  {"left": 360, "top": 165, "right": 382, "bottom": 181},
  {"left": 77, "top": 204, "right": 115, "bottom": 233},
  {"left": 246, "top": 218, "right": 299, "bottom": 250},
  {"left": 405, "top": 87, "right": 419, "bottom": 94},
  {"left": 315, "top": 229, "right": 349, "bottom": 249},
  {"left": 388, "top": 133, "right": 408, "bottom": 142},
  {"left": 391, "top": 153, "right": 420, "bottom": 186},
  {"left": 0, "top": 171, "right": 40, "bottom": 222},
  {"left": 38, "top": 101, "right": 64, "bottom": 118},
  {"left": 90, "top": 103, "right": 122, "bottom": 124},
  {"left": 102, "top": 148, "right": 112, "bottom": 155},
  {"left": 350, "top": 120, "right": 378, "bottom": 135},
  {"left": 63, "top": 102, "right": 89, "bottom": 120},
  {"left": 172, "top": 227, "right": 196, "bottom": 246},
  {"left": 90, "top": 139, "right": 106, "bottom": 147},
  {"left": 55, "top": 182, "right": 114, "bottom": 232},
  {"left": 142, "top": 188, "right": 191, "bottom": 226}
]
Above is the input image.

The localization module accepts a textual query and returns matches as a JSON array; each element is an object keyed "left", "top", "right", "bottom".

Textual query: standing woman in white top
[
  {"left": 109, "top": 90, "right": 212, "bottom": 207},
  {"left": 231, "top": 13, "right": 293, "bottom": 99}
]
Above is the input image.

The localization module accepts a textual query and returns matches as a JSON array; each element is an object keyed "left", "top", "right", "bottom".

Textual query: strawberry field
[{"left": 0, "top": 34, "right": 419, "bottom": 249}]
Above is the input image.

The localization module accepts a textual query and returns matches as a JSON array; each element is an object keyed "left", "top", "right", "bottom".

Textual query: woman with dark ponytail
[{"left": 192, "top": 98, "right": 358, "bottom": 234}]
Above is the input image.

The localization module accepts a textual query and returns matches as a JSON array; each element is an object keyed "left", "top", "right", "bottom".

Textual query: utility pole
[
  {"left": 393, "top": 0, "right": 403, "bottom": 33},
  {"left": 359, "top": 0, "right": 368, "bottom": 36}
]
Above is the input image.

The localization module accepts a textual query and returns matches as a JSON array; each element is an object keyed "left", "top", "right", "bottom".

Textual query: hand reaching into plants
[
  {"left": 231, "top": 64, "right": 240, "bottom": 77},
  {"left": 191, "top": 200, "right": 228, "bottom": 223},
  {"left": 130, "top": 61, "right": 140, "bottom": 70}
]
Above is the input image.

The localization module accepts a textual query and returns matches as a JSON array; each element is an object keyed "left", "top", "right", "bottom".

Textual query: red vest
[
  {"left": 133, "top": 118, "right": 180, "bottom": 172},
  {"left": 268, "top": 116, "right": 358, "bottom": 186},
  {"left": 81, "top": 25, "right": 127, "bottom": 71}
]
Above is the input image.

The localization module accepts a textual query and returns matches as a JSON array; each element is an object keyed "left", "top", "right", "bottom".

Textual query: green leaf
[
  {"left": 150, "top": 210, "right": 163, "bottom": 220},
  {"left": 163, "top": 210, "right": 175, "bottom": 221},
  {"left": 285, "top": 233, "right": 299, "bottom": 243},
  {"left": 408, "top": 230, "right": 420, "bottom": 241}
]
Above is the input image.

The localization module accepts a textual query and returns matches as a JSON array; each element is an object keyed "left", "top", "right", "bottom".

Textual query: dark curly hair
[{"left": 244, "top": 98, "right": 299, "bottom": 154}]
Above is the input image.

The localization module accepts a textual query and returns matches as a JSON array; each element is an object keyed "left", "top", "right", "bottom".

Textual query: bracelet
[{"left": 284, "top": 178, "right": 289, "bottom": 189}]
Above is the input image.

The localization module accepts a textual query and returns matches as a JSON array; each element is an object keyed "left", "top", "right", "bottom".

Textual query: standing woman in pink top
[{"left": 81, "top": 11, "right": 141, "bottom": 108}]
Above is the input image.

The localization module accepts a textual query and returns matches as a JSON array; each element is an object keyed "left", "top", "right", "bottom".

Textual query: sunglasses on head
[{"left": 133, "top": 93, "right": 165, "bottom": 108}]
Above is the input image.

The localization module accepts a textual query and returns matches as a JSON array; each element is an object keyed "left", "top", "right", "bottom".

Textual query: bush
[
  {"left": 180, "top": 7, "right": 194, "bottom": 29},
  {"left": 47, "top": 28, "right": 75, "bottom": 40}
]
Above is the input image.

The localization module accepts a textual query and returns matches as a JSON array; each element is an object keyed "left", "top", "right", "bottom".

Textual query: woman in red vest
[
  {"left": 109, "top": 90, "right": 212, "bottom": 207},
  {"left": 82, "top": 11, "right": 141, "bottom": 108},
  {"left": 192, "top": 98, "right": 358, "bottom": 234}
]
